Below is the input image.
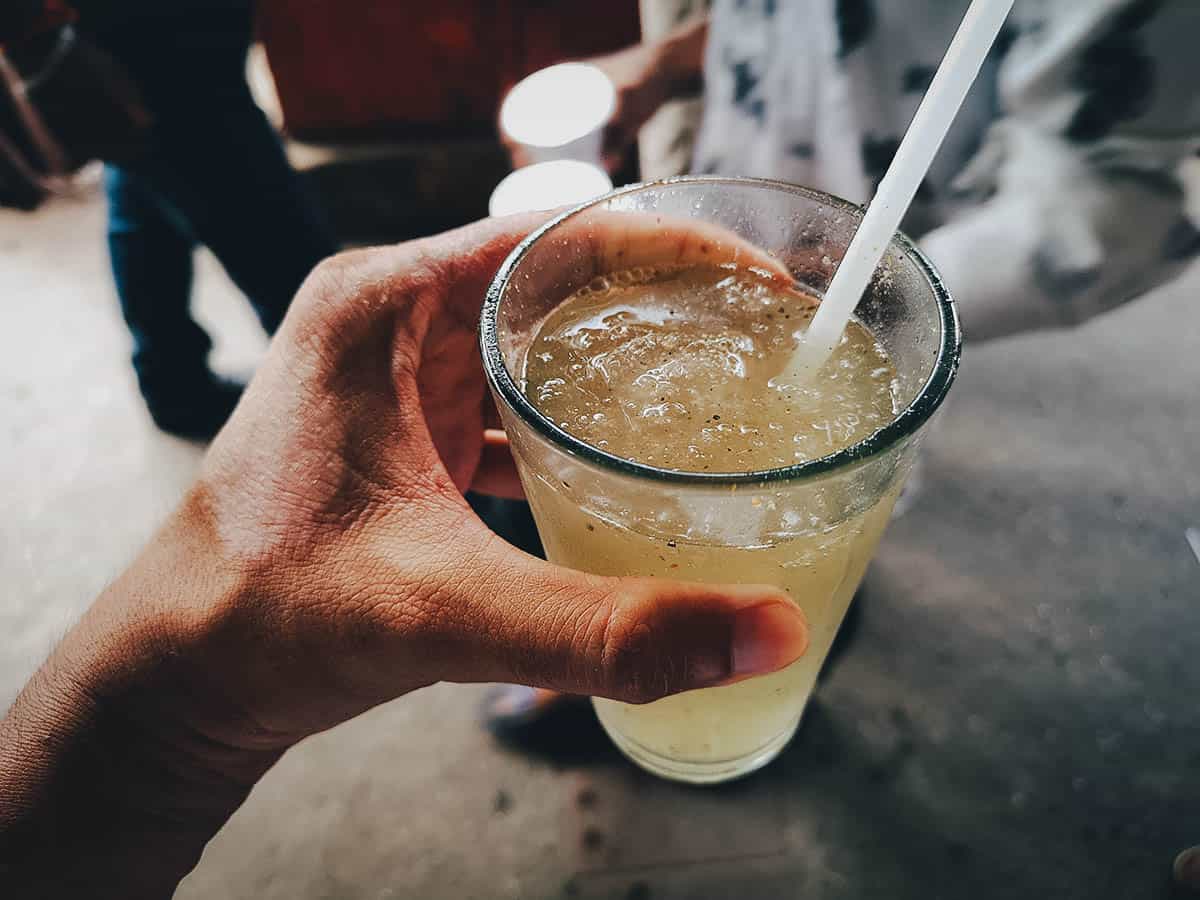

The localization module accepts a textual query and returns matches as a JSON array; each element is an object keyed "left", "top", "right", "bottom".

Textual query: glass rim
[{"left": 480, "top": 175, "right": 962, "bottom": 486}]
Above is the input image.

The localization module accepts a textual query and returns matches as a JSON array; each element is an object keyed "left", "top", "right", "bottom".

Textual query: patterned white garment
[{"left": 692, "top": 0, "right": 1200, "bottom": 340}]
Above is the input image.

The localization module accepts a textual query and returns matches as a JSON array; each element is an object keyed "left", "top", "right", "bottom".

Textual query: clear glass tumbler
[{"left": 481, "top": 177, "right": 960, "bottom": 783}]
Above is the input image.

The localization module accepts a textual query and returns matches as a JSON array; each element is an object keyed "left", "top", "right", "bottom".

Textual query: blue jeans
[{"left": 86, "top": 3, "right": 337, "bottom": 387}]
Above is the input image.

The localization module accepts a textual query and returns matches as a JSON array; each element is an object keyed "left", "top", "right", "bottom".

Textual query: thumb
[{"left": 441, "top": 531, "right": 810, "bottom": 705}]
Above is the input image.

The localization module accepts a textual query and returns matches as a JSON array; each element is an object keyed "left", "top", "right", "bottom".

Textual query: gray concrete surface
[{"left": 2, "top": 188, "right": 1198, "bottom": 900}]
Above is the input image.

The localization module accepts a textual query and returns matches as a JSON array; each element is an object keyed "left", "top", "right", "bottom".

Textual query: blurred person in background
[
  {"left": 590, "top": 0, "right": 1200, "bottom": 341},
  {"left": 0, "top": 0, "right": 337, "bottom": 439},
  {"left": 484, "top": 0, "right": 1200, "bottom": 729}
]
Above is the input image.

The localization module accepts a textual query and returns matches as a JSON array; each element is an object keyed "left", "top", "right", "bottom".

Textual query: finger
[
  {"left": 411, "top": 210, "right": 557, "bottom": 328},
  {"left": 376, "top": 203, "right": 789, "bottom": 345},
  {"left": 436, "top": 529, "right": 809, "bottom": 705},
  {"left": 291, "top": 211, "right": 555, "bottom": 342},
  {"left": 554, "top": 206, "right": 797, "bottom": 285},
  {"left": 471, "top": 430, "right": 525, "bottom": 500},
  {"left": 421, "top": 202, "right": 792, "bottom": 320}
]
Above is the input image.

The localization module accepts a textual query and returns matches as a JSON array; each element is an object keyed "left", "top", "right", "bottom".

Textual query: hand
[
  {"left": 587, "top": 41, "right": 678, "bottom": 173},
  {"left": 191, "top": 212, "right": 807, "bottom": 738},
  {"left": 501, "top": 17, "right": 708, "bottom": 174},
  {"left": 0, "top": 214, "right": 807, "bottom": 895},
  {"left": 499, "top": 42, "right": 667, "bottom": 173}
]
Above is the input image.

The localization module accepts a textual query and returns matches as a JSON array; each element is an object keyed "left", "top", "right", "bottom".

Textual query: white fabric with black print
[{"left": 693, "top": 0, "right": 1200, "bottom": 341}]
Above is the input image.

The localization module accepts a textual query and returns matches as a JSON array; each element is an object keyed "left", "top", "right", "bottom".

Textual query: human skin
[{"left": 0, "top": 213, "right": 807, "bottom": 897}]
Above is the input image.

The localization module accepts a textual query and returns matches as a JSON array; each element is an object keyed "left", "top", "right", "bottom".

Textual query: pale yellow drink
[{"left": 520, "top": 263, "right": 906, "bottom": 776}]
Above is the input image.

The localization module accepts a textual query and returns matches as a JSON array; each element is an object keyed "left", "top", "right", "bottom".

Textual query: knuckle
[
  {"left": 287, "top": 251, "right": 372, "bottom": 333},
  {"left": 305, "top": 250, "right": 370, "bottom": 303},
  {"left": 590, "top": 582, "right": 679, "bottom": 705}
]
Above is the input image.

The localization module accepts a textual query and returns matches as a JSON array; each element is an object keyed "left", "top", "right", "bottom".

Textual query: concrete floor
[{"left": 3, "top": 187, "right": 1199, "bottom": 899}]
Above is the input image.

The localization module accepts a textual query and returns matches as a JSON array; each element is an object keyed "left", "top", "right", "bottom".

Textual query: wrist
[
  {"left": 652, "top": 16, "right": 708, "bottom": 100},
  {"left": 0, "top": 491, "right": 282, "bottom": 888},
  {"left": 80, "top": 485, "right": 295, "bottom": 767}
]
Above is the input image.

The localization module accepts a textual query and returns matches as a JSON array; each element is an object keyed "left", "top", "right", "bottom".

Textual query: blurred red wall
[{"left": 258, "top": 1, "right": 641, "bottom": 139}]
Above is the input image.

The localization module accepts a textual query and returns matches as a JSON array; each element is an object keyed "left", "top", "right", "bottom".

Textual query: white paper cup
[
  {"left": 499, "top": 63, "right": 615, "bottom": 166},
  {"left": 488, "top": 160, "right": 613, "bottom": 217}
]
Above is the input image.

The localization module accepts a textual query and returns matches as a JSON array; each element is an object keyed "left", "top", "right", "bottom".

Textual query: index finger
[{"left": 560, "top": 207, "right": 796, "bottom": 285}]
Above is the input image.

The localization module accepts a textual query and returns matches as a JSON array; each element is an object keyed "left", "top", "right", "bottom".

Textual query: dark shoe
[
  {"left": 141, "top": 370, "right": 244, "bottom": 441},
  {"left": 482, "top": 686, "right": 616, "bottom": 766},
  {"left": 481, "top": 686, "right": 584, "bottom": 735}
]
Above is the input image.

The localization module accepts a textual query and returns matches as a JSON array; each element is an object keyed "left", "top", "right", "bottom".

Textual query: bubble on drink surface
[
  {"left": 574, "top": 266, "right": 669, "bottom": 299},
  {"left": 536, "top": 377, "right": 566, "bottom": 404}
]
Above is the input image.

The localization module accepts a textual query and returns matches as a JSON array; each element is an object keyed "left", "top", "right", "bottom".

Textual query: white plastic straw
[{"left": 784, "top": 0, "right": 1015, "bottom": 380}]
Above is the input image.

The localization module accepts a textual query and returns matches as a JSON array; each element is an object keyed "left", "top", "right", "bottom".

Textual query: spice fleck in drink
[{"left": 519, "top": 263, "right": 905, "bottom": 775}]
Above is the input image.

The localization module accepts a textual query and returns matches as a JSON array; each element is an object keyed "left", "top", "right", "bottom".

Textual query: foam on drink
[{"left": 525, "top": 263, "right": 899, "bottom": 472}]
